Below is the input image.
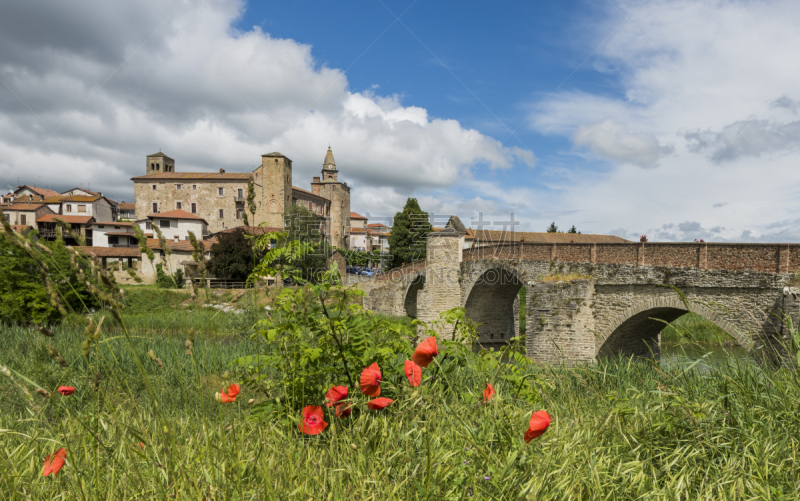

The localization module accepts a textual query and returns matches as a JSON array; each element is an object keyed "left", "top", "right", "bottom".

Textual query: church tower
[
  {"left": 312, "top": 146, "right": 350, "bottom": 248},
  {"left": 321, "top": 146, "right": 338, "bottom": 182},
  {"left": 146, "top": 151, "right": 174, "bottom": 174}
]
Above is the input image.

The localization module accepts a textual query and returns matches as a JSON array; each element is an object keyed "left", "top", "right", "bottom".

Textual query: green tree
[
  {"left": 207, "top": 228, "right": 260, "bottom": 280},
  {"left": 546, "top": 222, "right": 558, "bottom": 233},
  {"left": 388, "top": 198, "right": 432, "bottom": 268},
  {"left": 568, "top": 225, "right": 578, "bottom": 234}
]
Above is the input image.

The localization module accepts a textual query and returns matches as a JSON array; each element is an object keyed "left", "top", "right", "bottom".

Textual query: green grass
[
  {"left": 661, "top": 312, "right": 736, "bottom": 345},
  {"left": 3, "top": 316, "right": 800, "bottom": 498}
]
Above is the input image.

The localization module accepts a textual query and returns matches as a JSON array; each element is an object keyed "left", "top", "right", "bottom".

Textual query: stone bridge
[{"left": 362, "top": 218, "right": 800, "bottom": 364}]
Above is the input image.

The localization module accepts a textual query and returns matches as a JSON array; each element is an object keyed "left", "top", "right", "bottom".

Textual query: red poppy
[
  {"left": 42, "top": 448, "right": 67, "bottom": 477},
  {"left": 483, "top": 383, "right": 496, "bottom": 403},
  {"left": 298, "top": 405, "right": 328, "bottom": 435},
  {"left": 524, "top": 410, "right": 551, "bottom": 443},
  {"left": 57, "top": 386, "right": 75, "bottom": 396},
  {"left": 360, "top": 363, "right": 382, "bottom": 397},
  {"left": 367, "top": 397, "right": 394, "bottom": 410},
  {"left": 412, "top": 337, "right": 438, "bottom": 368},
  {"left": 216, "top": 383, "right": 241, "bottom": 403},
  {"left": 325, "top": 385, "right": 348, "bottom": 407},
  {"left": 404, "top": 360, "right": 421, "bottom": 387},
  {"left": 335, "top": 402, "right": 352, "bottom": 418}
]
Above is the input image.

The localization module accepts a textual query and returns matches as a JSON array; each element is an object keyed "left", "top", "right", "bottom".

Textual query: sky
[{"left": 1, "top": 0, "right": 800, "bottom": 241}]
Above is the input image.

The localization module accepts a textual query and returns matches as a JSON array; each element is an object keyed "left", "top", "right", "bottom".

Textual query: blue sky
[{"left": 2, "top": 0, "right": 800, "bottom": 240}]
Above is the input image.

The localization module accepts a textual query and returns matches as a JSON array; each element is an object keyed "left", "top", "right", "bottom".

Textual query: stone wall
[
  {"left": 415, "top": 233, "right": 463, "bottom": 339},
  {"left": 526, "top": 280, "right": 596, "bottom": 364}
]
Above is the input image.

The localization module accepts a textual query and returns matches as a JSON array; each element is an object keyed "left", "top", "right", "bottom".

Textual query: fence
[{"left": 187, "top": 278, "right": 255, "bottom": 289}]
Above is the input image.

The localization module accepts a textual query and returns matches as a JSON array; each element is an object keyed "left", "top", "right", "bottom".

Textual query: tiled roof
[
  {"left": 10, "top": 225, "right": 32, "bottom": 233},
  {"left": 472, "top": 230, "right": 631, "bottom": 244},
  {"left": 367, "top": 223, "right": 389, "bottom": 228},
  {"left": 60, "top": 195, "right": 100, "bottom": 202},
  {"left": 63, "top": 187, "right": 99, "bottom": 196},
  {"left": 262, "top": 152, "right": 290, "bottom": 159},
  {"left": 146, "top": 238, "right": 216, "bottom": 252},
  {"left": 41, "top": 196, "right": 68, "bottom": 203},
  {"left": 118, "top": 202, "right": 136, "bottom": 210},
  {"left": 350, "top": 212, "right": 367, "bottom": 220},
  {"left": 147, "top": 209, "right": 207, "bottom": 221},
  {"left": 350, "top": 227, "right": 367, "bottom": 234},
  {"left": 292, "top": 186, "right": 329, "bottom": 200},
  {"left": 147, "top": 152, "right": 174, "bottom": 159},
  {"left": 104, "top": 231, "right": 137, "bottom": 236},
  {"left": 131, "top": 172, "right": 251, "bottom": 180},
  {"left": 73, "top": 246, "right": 142, "bottom": 258},
  {"left": 18, "top": 185, "right": 61, "bottom": 197},
  {"left": 37, "top": 214, "right": 94, "bottom": 224},
  {"left": 92, "top": 221, "right": 134, "bottom": 227},
  {"left": 5, "top": 203, "right": 46, "bottom": 210}
]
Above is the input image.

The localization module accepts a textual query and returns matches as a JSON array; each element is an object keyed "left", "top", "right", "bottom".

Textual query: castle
[{"left": 131, "top": 147, "right": 351, "bottom": 247}]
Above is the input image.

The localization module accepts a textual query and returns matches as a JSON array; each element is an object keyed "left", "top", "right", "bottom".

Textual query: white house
[
  {"left": 92, "top": 221, "right": 138, "bottom": 247},
  {"left": 137, "top": 209, "right": 208, "bottom": 242}
]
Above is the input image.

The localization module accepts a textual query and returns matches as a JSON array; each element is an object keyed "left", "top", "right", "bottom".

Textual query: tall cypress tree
[{"left": 388, "top": 198, "right": 432, "bottom": 268}]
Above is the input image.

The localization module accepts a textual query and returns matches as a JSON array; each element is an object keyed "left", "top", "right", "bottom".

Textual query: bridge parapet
[{"left": 464, "top": 242, "right": 798, "bottom": 274}]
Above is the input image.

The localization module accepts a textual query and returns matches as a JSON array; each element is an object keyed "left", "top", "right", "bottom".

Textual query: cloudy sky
[{"left": 2, "top": 0, "right": 799, "bottom": 241}]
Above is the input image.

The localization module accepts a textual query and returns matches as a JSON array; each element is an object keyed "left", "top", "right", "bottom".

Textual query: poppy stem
[{"left": 319, "top": 293, "right": 354, "bottom": 389}]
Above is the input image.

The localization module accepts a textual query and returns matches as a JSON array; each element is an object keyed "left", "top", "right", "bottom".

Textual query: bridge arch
[
  {"left": 463, "top": 264, "right": 524, "bottom": 350},
  {"left": 596, "top": 295, "right": 754, "bottom": 359},
  {"left": 403, "top": 273, "right": 426, "bottom": 318}
]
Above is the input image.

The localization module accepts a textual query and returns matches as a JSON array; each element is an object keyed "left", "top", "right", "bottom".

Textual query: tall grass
[{"left": 3, "top": 320, "right": 800, "bottom": 498}]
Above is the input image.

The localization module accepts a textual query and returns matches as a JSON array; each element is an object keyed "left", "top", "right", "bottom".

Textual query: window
[
  {"left": 152, "top": 202, "right": 158, "bottom": 213},
  {"left": 236, "top": 208, "right": 243, "bottom": 219},
  {"left": 66, "top": 205, "right": 72, "bottom": 213},
  {"left": 4, "top": 214, "right": 9, "bottom": 221},
  {"left": 160, "top": 219, "right": 170, "bottom": 228},
  {"left": 238, "top": 188, "right": 243, "bottom": 199},
  {"left": 219, "top": 209, "right": 224, "bottom": 219},
  {"left": 98, "top": 225, "right": 104, "bottom": 229},
  {"left": 20, "top": 215, "right": 26, "bottom": 225},
  {"left": 108, "top": 236, "right": 119, "bottom": 245},
  {"left": 176, "top": 202, "right": 182, "bottom": 210},
  {"left": 218, "top": 187, "right": 224, "bottom": 197},
  {"left": 150, "top": 163, "right": 155, "bottom": 170},
  {"left": 308, "top": 202, "right": 312, "bottom": 210},
  {"left": 152, "top": 184, "right": 157, "bottom": 190},
  {"left": 145, "top": 222, "right": 152, "bottom": 230},
  {"left": 77, "top": 205, "right": 86, "bottom": 213},
  {"left": 114, "top": 226, "right": 120, "bottom": 229},
  {"left": 176, "top": 184, "right": 182, "bottom": 190},
  {"left": 192, "top": 184, "right": 197, "bottom": 190},
  {"left": 191, "top": 203, "right": 197, "bottom": 214}
]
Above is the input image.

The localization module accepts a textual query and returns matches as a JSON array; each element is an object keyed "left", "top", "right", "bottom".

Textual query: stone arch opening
[
  {"left": 597, "top": 297, "right": 752, "bottom": 360},
  {"left": 464, "top": 266, "right": 523, "bottom": 350},
  {"left": 404, "top": 275, "right": 425, "bottom": 318}
]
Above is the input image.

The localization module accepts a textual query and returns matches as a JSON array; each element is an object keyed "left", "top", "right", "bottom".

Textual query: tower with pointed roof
[
  {"left": 146, "top": 152, "right": 174, "bottom": 175},
  {"left": 312, "top": 146, "right": 350, "bottom": 248}
]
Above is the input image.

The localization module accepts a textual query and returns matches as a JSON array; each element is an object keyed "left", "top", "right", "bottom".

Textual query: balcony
[{"left": 233, "top": 195, "right": 246, "bottom": 202}]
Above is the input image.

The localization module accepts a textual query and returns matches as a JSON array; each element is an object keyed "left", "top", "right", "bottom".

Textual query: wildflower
[
  {"left": 360, "top": 363, "right": 382, "bottom": 397},
  {"left": 404, "top": 360, "right": 421, "bottom": 387},
  {"left": 412, "top": 337, "right": 438, "bottom": 368},
  {"left": 298, "top": 405, "right": 328, "bottom": 435},
  {"left": 42, "top": 448, "right": 67, "bottom": 477},
  {"left": 325, "top": 385, "right": 348, "bottom": 407},
  {"left": 482, "top": 383, "right": 496, "bottom": 403},
  {"left": 215, "top": 383, "right": 241, "bottom": 403},
  {"left": 367, "top": 397, "right": 394, "bottom": 410},
  {"left": 57, "top": 386, "right": 75, "bottom": 396},
  {"left": 524, "top": 410, "right": 551, "bottom": 443},
  {"left": 335, "top": 402, "right": 352, "bottom": 417}
]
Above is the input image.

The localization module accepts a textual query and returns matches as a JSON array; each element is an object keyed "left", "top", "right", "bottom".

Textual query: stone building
[{"left": 131, "top": 147, "right": 351, "bottom": 247}]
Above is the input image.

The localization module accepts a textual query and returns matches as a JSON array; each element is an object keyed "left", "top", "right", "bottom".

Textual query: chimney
[
  {"left": 312, "top": 176, "right": 320, "bottom": 183},
  {"left": 220, "top": 168, "right": 225, "bottom": 174},
  {"left": 174, "top": 236, "right": 179, "bottom": 243}
]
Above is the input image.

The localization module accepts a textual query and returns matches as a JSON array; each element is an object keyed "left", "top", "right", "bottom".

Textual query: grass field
[{"left": 1, "top": 285, "right": 799, "bottom": 498}]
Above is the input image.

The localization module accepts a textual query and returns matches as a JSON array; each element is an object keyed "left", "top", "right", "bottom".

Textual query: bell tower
[
  {"left": 146, "top": 151, "right": 174, "bottom": 175},
  {"left": 321, "top": 146, "right": 338, "bottom": 182}
]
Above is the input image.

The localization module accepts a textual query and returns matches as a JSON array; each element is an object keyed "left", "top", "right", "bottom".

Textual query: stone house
[
  {"left": 131, "top": 147, "right": 351, "bottom": 248},
  {"left": 3, "top": 203, "right": 55, "bottom": 228},
  {"left": 140, "top": 237, "right": 216, "bottom": 284}
]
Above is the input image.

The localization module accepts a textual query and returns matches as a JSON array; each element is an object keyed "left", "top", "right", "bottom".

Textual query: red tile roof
[
  {"left": 367, "top": 223, "right": 389, "bottom": 228},
  {"left": 37, "top": 214, "right": 94, "bottom": 224},
  {"left": 60, "top": 195, "right": 101, "bottom": 202},
  {"left": 92, "top": 221, "right": 133, "bottom": 227},
  {"left": 350, "top": 212, "right": 368, "bottom": 220},
  {"left": 118, "top": 202, "right": 136, "bottom": 210},
  {"left": 19, "top": 185, "right": 61, "bottom": 197},
  {"left": 147, "top": 209, "right": 207, "bottom": 221},
  {"left": 350, "top": 227, "right": 368, "bottom": 234},
  {"left": 131, "top": 172, "right": 251, "bottom": 180},
  {"left": 4, "top": 203, "right": 46, "bottom": 210}
]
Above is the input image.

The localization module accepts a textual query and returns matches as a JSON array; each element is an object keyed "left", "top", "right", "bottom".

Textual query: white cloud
[
  {"left": 0, "top": 0, "right": 532, "bottom": 203},
  {"left": 573, "top": 119, "right": 672, "bottom": 168},
  {"left": 525, "top": 0, "right": 800, "bottom": 241}
]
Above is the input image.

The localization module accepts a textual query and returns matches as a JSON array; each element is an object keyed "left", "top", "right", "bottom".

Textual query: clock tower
[{"left": 322, "top": 146, "right": 338, "bottom": 182}]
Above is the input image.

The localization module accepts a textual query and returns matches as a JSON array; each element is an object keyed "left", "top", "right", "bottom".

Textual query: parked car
[
  {"left": 360, "top": 269, "right": 374, "bottom": 277},
  {"left": 346, "top": 265, "right": 358, "bottom": 274}
]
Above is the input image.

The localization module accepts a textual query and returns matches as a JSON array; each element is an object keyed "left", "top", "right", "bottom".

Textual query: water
[{"left": 661, "top": 342, "right": 753, "bottom": 371}]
